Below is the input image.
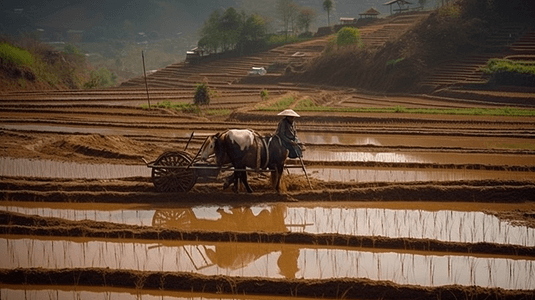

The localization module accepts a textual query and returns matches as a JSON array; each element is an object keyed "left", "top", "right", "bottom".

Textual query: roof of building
[
  {"left": 384, "top": 0, "right": 412, "bottom": 5},
  {"left": 360, "top": 7, "right": 381, "bottom": 15}
]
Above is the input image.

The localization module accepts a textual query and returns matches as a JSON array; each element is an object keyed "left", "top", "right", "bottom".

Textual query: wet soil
[
  {"left": 0, "top": 267, "right": 533, "bottom": 300},
  {"left": 2, "top": 85, "right": 535, "bottom": 299}
]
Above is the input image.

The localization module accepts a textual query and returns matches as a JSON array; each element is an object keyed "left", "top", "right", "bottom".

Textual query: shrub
[
  {"left": 63, "top": 43, "right": 83, "bottom": 56},
  {"left": 84, "top": 67, "right": 117, "bottom": 89},
  {"left": 260, "top": 89, "right": 269, "bottom": 100},
  {"left": 438, "top": 2, "right": 461, "bottom": 18},
  {"left": 336, "top": 27, "right": 362, "bottom": 47},
  {"left": 0, "top": 42, "right": 34, "bottom": 66},
  {"left": 194, "top": 82, "right": 211, "bottom": 105}
]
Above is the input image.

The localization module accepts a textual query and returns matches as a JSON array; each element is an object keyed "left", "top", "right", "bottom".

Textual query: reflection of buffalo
[{"left": 152, "top": 205, "right": 301, "bottom": 278}]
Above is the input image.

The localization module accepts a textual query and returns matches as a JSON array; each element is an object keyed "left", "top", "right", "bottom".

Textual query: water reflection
[
  {"left": 0, "top": 285, "right": 321, "bottom": 300},
  {"left": 151, "top": 205, "right": 302, "bottom": 278},
  {"left": 299, "top": 132, "right": 381, "bottom": 145},
  {"left": 1, "top": 238, "right": 533, "bottom": 289},
  {"left": 3, "top": 203, "right": 534, "bottom": 246},
  {"left": 0, "top": 157, "right": 148, "bottom": 179},
  {"left": 299, "top": 132, "right": 535, "bottom": 150},
  {"left": 0, "top": 124, "right": 209, "bottom": 137},
  {"left": 294, "top": 167, "right": 535, "bottom": 182},
  {"left": 303, "top": 150, "right": 535, "bottom": 166}
]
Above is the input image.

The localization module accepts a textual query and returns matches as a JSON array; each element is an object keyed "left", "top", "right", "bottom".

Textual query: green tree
[
  {"left": 219, "top": 7, "right": 243, "bottom": 51},
  {"left": 323, "top": 0, "right": 334, "bottom": 26},
  {"left": 199, "top": 8, "right": 247, "bottom": 53},
  {"left": 199, "top": 10, "right": 223, "bottom": 53},
  {"left": 336, "top": 27, "right": 361, "bottom": 47},
  {"left": 276, "top": 0, "right": 299, "bottom": 38},
  {"left": 238, "top": 14, "right": 267, "bottom": 53},
  {"left": 297, "top": 7, "right": 317, "bottom": 33}
]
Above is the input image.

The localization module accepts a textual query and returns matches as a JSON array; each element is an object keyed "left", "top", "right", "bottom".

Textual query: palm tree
[{"left": 323, "top": 0, "right": 333, "bottom": 26}]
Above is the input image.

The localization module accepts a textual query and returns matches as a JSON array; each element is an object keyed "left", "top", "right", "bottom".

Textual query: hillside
[{"left": 295, "top": 0, "right": 535, "bottom": 93}]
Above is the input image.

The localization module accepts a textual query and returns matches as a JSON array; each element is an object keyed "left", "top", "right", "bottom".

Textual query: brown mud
[
  {"left": 0, "top": 268, "right": 533, "bottom": 300},
  {"left": 1, "top": 176, "right": 535, "bottom": 205}
]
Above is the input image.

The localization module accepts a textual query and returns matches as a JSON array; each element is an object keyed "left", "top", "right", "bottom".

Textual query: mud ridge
[
  {"left": 2, "top": 182, "right": 534, "bottom": 203},
  {"left": 230, "top": 111, "right": 535, "bottom": 127},
  {"left": 0, "top": 268, "right": 532, "bottom": 300},
  {"left": 1, "top": 211, "right": 533, "bottom": 257},
  {"left": 299, "top": 160, "right": 535, "bottom": 172}
]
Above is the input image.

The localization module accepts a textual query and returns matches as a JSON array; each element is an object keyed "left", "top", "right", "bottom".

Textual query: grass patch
[
  {"left": 256, "top": 98, "right": 535, "bottom": 117},
  {"left": 141, "top": 100, "right": 233, "bottom": 116},
  {"left": 480, "top": 58, "right": 535, "bottom": 75},
  {"left": 480, "top": 58, "right": 535, "bottom": 86},
  {"left": 386, "top": 57, "right": 405, "bottom": 67},
  {"left": 0, "top": 42, "right": 34, "bottom": 66},
  {"left": 204, "top": 109, "right": 232, "bottom": 116},
  {"left": 256, "top": 95, "right": 296, "bottom": 111}
]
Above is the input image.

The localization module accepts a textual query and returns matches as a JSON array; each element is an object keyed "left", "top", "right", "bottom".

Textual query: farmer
[{"left": 275, "top": 109, "right": 304, "bottom": 158}]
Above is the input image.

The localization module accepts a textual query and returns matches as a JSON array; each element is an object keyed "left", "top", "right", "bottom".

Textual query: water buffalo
[{"left": 200, "top": 129, "right": 288, "bottom": 193}]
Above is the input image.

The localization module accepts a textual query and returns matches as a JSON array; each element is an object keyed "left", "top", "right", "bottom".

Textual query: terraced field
[
  {"left": 419, "top": 24, "right": 535, "bottom": 91},
  {"left": 1, "top": 11, "right": 534, "bottom": 300}
]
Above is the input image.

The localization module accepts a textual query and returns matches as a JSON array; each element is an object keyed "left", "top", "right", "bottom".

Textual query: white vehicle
[{"left": 248, "top": 67, "right": 267, "bottom": 75}]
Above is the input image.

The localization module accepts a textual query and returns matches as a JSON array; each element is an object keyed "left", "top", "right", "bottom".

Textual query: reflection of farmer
[
  {"left": 275, "top": 109, "right": 303, "bottom": 158},
  {"left": 278, "top": 246, "right": 300, "bottom": 279}
]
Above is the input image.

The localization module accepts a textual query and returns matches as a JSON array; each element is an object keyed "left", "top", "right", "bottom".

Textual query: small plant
[
  {"left": 387, "top": 57, "right": 405, "bottom": 67},
  {"left": 260, "top": 89, "right": 269, "bottom": 100},
  {"left": 394, "top": 105, "right": 407, "bottom": 113},
  {"left": 194, "top": 82, "right": 211, "bottom": 105}
]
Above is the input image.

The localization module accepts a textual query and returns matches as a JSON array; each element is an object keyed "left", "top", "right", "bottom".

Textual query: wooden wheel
[
  {"left": 152, "top": 209, "right": 194, "bottom": 229},
  {"left": 152, "top": 151, "right": 197, "bottom": 192}
]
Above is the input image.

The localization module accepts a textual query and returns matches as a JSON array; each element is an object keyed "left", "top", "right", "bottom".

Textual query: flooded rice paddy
[
  {"left": 3, "top": 124, "right": 535, "bottom": 150},
  {"left": 290, "top": 166, "right": 535, "bottom": 182},
  {"left": 0, "top": 157, "right": 149, "bottom": 179},
  {"left": 2, "top": 156, "right": 535, "bottom": 182},
  {"left": 304, "top": 150, "right": 535, "bottom": 166},
  {"left": 3, "top": 203, "right": 534, "bottom": 246},
  {"left": 1, "top": 237, "right": 533, "bottom": 290},
  {"left": 0, "top": 286, "right": 309, "bottom": 300}
]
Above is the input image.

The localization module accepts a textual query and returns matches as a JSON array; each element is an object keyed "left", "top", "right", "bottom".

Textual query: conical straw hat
[{"left": 277, "top": 109, "right": 300, "bottom": 117}]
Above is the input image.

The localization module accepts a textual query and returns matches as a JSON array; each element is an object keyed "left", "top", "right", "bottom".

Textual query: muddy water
[
  {"left": 0, "top": 124, "right": 208, "bottom": 137},
  {"left": 3, "top": 203, "right": 534, "bottom": 246},
  {"left": 3, "top": 124, "right": 535, "bottom": 150},
  {"left": 0, "top": 157, "right": 149, "bottom": 178},
  {"left": 291, "top": 166, "right": 535, "bottom": 182},
  {"left": 2, "top": 157, "right": 534, "bottom": 182},
  {"left": 1, "top": 285, "right": 318, "bottom": 300},
  {"left": 299, "top": 132, "right": 535, "bottom": 150},
  {"left": 1, "top": 237, "right": 533, "bottom": 290},
  {"left": 305, "top": 150, "right": 535, "bottom": 166}
]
